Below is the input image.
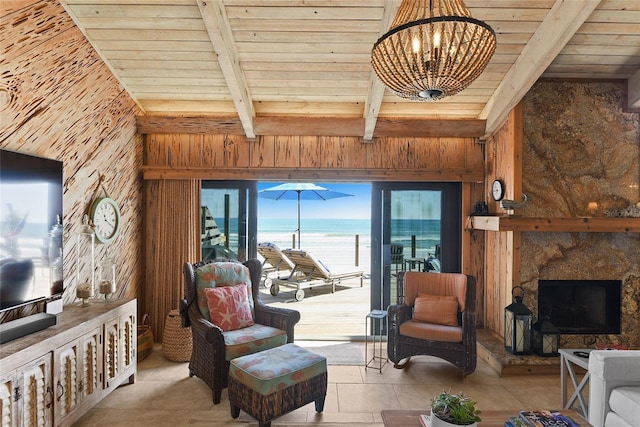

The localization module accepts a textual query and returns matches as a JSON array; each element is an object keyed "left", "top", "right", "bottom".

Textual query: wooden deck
[{"left": 259, "top": 275, "right": 378, "bottom": 340}]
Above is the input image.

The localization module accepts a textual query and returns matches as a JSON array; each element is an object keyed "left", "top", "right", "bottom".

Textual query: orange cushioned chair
[{"left": 387, "top": 271, "right": 477, "bottom": 376}]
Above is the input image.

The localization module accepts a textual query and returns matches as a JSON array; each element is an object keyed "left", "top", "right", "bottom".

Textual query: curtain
[{"left": 143, "top": 179, "right": 200, "bottom": 341}]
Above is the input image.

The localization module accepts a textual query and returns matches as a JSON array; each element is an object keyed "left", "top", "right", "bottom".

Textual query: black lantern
[
  {"left": 504, "top": 286, "right": 533, "bottom": 355},
  {"left": 532, "top": 305, "right": 560, "bottom": 357}
]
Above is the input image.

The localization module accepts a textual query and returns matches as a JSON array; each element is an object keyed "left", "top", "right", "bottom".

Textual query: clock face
[
  {"left": 492, "top": 179, "right": 505, "bottom": 201},
  {"left": 90, "top": 197, "right": 120, "bottom": 244}
]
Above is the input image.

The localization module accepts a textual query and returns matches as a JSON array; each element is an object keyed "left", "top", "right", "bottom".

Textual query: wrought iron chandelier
[{"left": 371, "top": 0, "right": 496, "bottom": 101}]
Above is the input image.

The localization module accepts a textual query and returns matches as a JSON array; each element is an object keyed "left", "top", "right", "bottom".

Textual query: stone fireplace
[
  {"left": 521, "top": 81, "right": 639, "bottom": 350},
  {"left": 538, "top": 279, "right": 621, "bottom": 335}
]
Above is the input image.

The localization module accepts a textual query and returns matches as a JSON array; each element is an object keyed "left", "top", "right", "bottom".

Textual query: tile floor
[{"left": 74, "top": 342, "right": 572, "bottom": 427}]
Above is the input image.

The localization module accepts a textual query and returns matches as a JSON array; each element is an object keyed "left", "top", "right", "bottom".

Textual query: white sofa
[{"left": 588, "top": 350, "right": 640, "bottom": 427}]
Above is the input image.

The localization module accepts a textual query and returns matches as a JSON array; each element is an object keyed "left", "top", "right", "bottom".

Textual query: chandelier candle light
[{"left": 371, "top": 0, "right": 496, "bottom": 100}]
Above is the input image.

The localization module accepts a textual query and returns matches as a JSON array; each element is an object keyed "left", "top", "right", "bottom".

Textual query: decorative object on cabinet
[
  {"left": 504, "top": 286, "right": 533, "bottom": 355},
  {"left": 75, "top": 215, "right": 95, "bottom": 304},
  {"left": 98, "top": 254, "right": 117, "bottom": 301},
  {"left": 48, "top": 215, "right": 64, "bottom": 294}
]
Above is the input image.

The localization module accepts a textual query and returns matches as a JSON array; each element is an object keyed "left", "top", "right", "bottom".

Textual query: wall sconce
[{"left": 504, "top": 286, "right": 533, "bottom": 355}]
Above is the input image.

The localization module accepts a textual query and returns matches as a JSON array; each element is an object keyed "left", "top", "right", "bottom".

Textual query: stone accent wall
[{"left": 521, "top": 81, "right": 640, "bottom": 349}]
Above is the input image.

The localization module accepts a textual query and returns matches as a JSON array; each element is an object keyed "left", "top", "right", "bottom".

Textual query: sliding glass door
[
  {"left": 371, "top": 182, "right": 461, "bottom": 318},
  {"left": 201, "top": 181, "right": 257, "bottom": 261}
]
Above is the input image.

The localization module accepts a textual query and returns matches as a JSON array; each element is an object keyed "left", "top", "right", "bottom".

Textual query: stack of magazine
[{"left": 505, "top": 410, "right": 581, "bottom": 427}]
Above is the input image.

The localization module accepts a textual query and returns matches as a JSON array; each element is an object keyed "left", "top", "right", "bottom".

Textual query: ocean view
[
  {"left": 254, "top": 218, "right": 441, "bottom": 276},
  {"left": 257, "top": 218, "right": 371, "bottom": 274}
]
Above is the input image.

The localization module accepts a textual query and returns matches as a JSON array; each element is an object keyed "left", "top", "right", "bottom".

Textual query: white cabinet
[
  {"left": 103, "top": 312, "right": 135, "bottom": 391},
  {"left": 53, "top": 327, "right": 101, "bottom": 426},
  {"left": 0, "top": 299, "right": 136, "bottom": 427},
  {"left": 0, "top": 354, "right": 53, "bottom": 427}
]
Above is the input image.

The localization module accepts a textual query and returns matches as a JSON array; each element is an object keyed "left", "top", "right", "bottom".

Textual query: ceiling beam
[
  {"left": 480, "top": 0, "right": 601, "bottom": 135},
  {"left": 363, "top": 0, "right": 401, "bottom": 141},
  {"left": 628, "top": 69, "right": 640, "bottom": 109},
  {"left": 136, "top": 115, "right": 485, "bottom": 138},
  {"left": 197, "top": 0, "right": 256, "bottom": 138}
]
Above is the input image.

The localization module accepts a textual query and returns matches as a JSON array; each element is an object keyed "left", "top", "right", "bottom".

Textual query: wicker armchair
[
  {"left": 184, "top": 258, "right": 300, "bottom": 404},
  {"left": 387, "top": 271, "right": 477, "bottom": 376}
]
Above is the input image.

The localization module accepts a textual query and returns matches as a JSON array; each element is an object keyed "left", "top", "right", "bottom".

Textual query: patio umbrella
[{"left": 258, "top": 183, "right": 353, "bottom": 247}]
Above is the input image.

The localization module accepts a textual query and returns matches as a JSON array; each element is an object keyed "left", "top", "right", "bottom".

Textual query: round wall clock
[
  {"left": 89, "top": 197, "right": 121, "bottom": 244},
  {"left": 491, "top": 179, "right": 505, "bottom": 201}
]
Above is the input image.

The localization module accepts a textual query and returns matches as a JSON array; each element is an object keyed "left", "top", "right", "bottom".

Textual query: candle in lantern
[{"left": 516, "top": 319, "right": 525, "bottom": 353}]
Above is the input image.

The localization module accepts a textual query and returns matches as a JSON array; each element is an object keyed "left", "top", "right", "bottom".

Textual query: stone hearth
[{"left": 477, "top": 329, "right": 560, "bottom": 376}]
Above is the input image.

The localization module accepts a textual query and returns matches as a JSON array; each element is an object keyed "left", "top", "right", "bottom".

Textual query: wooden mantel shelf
[{"left": 470, "top": 216, "right": 640, "bottom": 232}]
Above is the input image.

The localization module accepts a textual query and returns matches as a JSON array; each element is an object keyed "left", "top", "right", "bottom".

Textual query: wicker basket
[
  {"left": 137, "top": 314, "right": 154, "bottom": 362},
  {"left": 161, "top": 309, "right": 193, "bottom": 362}
]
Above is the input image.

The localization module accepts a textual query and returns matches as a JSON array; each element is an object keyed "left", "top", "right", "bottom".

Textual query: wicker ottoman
[{"left": 228, "top": 343, "right": 328, "bottom": 427}]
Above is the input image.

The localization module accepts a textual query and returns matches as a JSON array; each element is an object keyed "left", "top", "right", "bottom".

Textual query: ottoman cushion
[
  {"left": 230, "top": 343, "right": 327, "bottom": 395},
  {"left": 224, "top": 323, "right": 287, "bottom": 361}
]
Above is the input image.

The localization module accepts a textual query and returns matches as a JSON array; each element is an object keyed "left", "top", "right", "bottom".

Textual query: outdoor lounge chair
[
  {"left": 257, "top": 242, "right": 295, "bottom": 279},
  {"left": 268, "top": 249, "right": 364, "bottom": 301}
]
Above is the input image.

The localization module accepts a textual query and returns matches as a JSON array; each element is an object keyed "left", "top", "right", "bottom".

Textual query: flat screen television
[{"left": 0, "top": 149, "right": 64, "bottom": 312}]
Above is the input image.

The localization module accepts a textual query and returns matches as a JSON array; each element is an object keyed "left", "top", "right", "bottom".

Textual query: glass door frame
[
  {"left": 201, "top": 180, "right": 258, "bottom": 261},
  {"left": 370, "top": 182, "right": 462, "bottom": 318}
]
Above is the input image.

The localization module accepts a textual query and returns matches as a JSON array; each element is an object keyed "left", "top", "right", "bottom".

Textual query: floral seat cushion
[
  {"left": 223, "top": 323, "right": 287, "bottom": 361},
  {"left": 229, "top": 343, "right": 327, "bottom": 395}
]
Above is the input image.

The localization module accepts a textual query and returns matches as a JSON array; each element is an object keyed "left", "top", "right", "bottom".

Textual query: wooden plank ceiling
[{"left": 59, "top": 0, "right": 640, "bottom": 139}]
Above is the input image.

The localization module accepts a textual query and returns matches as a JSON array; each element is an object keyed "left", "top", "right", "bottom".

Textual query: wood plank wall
[
  {"left": 142, "top": 132, "right": 486, "bottom": 337},
  {"left": 1, "top": 1, "right": 144, "bottom": 321},
  {"left": 482, "top": 104, "right": 524, "bottom": 337},
  {"left": 143, "top": 134, "right": 484, "bottom": 182}
]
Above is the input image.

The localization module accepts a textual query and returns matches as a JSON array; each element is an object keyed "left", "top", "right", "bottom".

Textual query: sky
[
  {"left": 257, "top": 182, "right": 372, "bottom": 220},
  {"left": 1, "top": 182, "right": 50, "bottom": 223}
]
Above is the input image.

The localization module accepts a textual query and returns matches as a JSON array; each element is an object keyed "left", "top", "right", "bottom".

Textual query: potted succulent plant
[{"left": 429, "top": 391, "right": 481, "bottom": 427}]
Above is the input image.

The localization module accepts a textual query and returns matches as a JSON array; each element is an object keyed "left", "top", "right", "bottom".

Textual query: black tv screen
[
  {"left": 0, "top": 149, "right": 63, "bottom": 311},
  {"left": 538, "top": 279, "right": 621, "bottom": 334}
]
